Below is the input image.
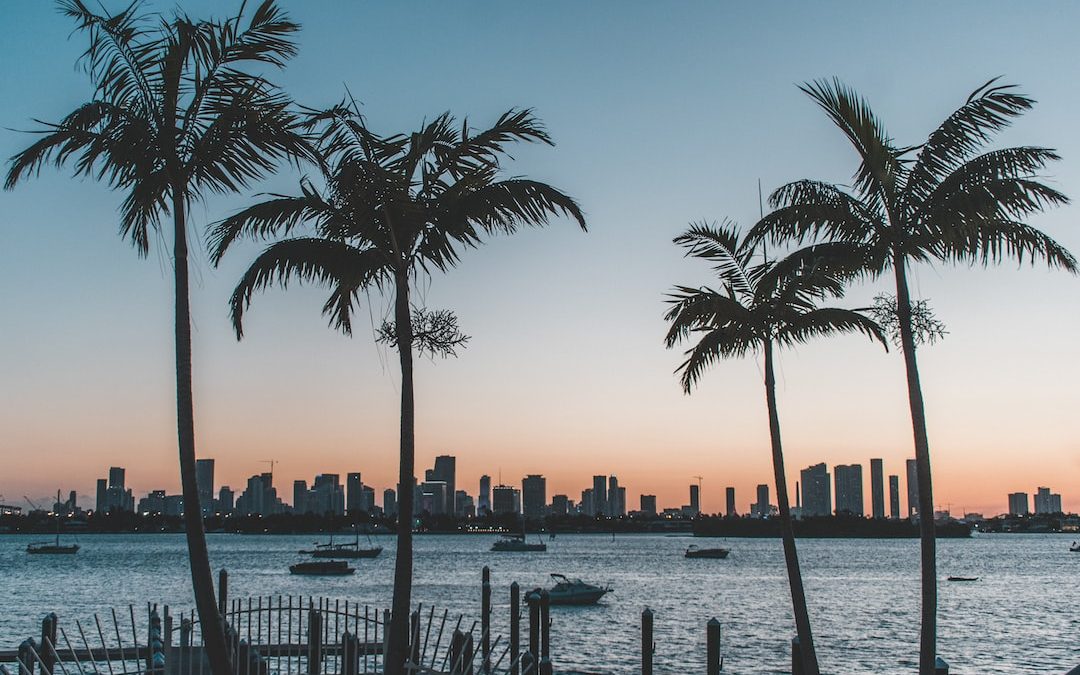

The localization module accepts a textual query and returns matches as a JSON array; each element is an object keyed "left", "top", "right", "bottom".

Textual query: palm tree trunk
[
  {"left": 893, "top": 255, "right": 937, "bottom": 675},
  {"left": 171, "top": 190, "right": 231, "bottom": 675},
  {"left": 763, "top": 339, "right": 820, "bottom": 675},
  {"left": 385, "top": 269, "right": 416, "bottom": 675}
]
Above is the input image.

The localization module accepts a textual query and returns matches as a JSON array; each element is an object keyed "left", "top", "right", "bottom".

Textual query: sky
[{"left": 1, "top": 1, "right": 1078, "bottom": 517}]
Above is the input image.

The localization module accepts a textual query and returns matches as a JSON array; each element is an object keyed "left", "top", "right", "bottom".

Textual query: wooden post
[
  {"left": 341, "top": 632, "right": 358, "bottom": 675},
  {"left": 791, "top": 636, "right": 802, "bottom": 675},
  {"left": 934, "top": 657, "right": 949, "bottom": 674},
  {"left": 307, "top": 609, "right": 322, "bottom": 675},
  {"left": 464, "top": 632, "right": 475, "bottom": 675},
  {"left": 17, "top": 639, "right": 36, "bottom": 675},
  {"left": 706, "top": 619, "right": 721, "bottom": 675},
  {"left": 526, "top": 591, "right": 540, "bottom": 664},
  {"left": 409, "top": 610, "right": 420, "bottom": 667},
  {"left": 148, "top": 608, "right": 166, "bottom": 672},
  {"left": 481, "top": 567, "right": 491, "bottom": 674},
  {"left": 641, "top": 608, "right": 654, "bottom": 675},
  {"left": 180, "top": 618, "right": 192, "bottom": 648},
  {"left": 218, "top": 570, "right": 228, "bottom": 616},
  {"left": 163, "top": 606, "right": 173, "bottom": 651},
  {"left": 382, "top": 609, "right": 391, "bottom": 671},
  {"left": 510, "top": 582, "right": 520, "bottom": 675},
  {"left": 39, "top": 613, "right": 57, "bottom": 675},
  {"left": 519, "top": 651, "right": 536, "bottom": 675},
  {"left": 538, "top": 591, "right": 551, "bottom": 675},
  {"left": 450, "top": 630, "right": 466, "bottom": 675}
]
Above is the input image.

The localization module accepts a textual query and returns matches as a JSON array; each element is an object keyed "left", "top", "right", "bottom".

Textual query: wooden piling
[
  {"left": 538, "top": 591, "right": 551, "bottom": 675},
  {"left": 706, "top": 619, "right": 721, "bottom": 675},
  {"left": 17, "top": 639, "right": 35, "bottom": 675},
  {"left": 409, "top": 610, "right": 420, "bottom": 667},
  {"left": 641, "top": 608, "right": 653, "bottom": 675},
  {"left": 481, "top": 567, "right": 491, "bottom": 674},
  {"left": 341, "top": 632, "right": 358, "bottom": 675},
  {"left": 791, "top": 636, "right": 802, "bottom": 675},
  {"left": 218, "top": 571, "right": 228, "bottom": 617},
  {"left": 509, "top": 582, "right": 520, "bottom": 675},
  {"left": 450, "top": 630, "right": 466, "bottom": 675},
  {"left": 519, "top": 651, "right": 535, "bottom": 675},
  {"left": 934, "top": 657, "right": 949, "bottom": 674},
  {"left": 526, "top": 591, "right": 540, "bottom": 664},
  {"left": 40, "top": 613, "right": 57, "bottom": 675},
  {"left": 307, "top": 609, "right": 322, "bottom": 675}
]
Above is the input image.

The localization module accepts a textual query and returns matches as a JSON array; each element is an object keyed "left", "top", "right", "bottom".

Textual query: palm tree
[
  {"left": 208, "top": 106, "right": 585, "bottom": 675},
  {"left": 5, "top": 2, "right": 309, "bottom": 672},
  {"left": 748, "top": 78, "right": 1076, "bottom": 674},
  {"left": 665, "top": 221, "right": 885, "bottom": 675}
]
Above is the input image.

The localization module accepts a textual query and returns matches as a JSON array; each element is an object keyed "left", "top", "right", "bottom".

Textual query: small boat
[
  {"left": 685, "top": 545, "right": 729, "bottom": 559},
  {"left": 946, "top": 576, "right": 979, "bottom": 582},
  {"left": 1070, "top": 541, "right": 1080, "bottom": 553},
  {"left": 491, "top": 534, "right": 547, "bottom": 552},
  {"left": 28, "top": 491, "right": 80, "bottom": 555},
  {"left": 289, "top": 561, "right": 355, "bottom": 576},
  {"left": 300, "top": 527, "right": 382, "bottom": 559},
  {"left": 546, "top": 574, "right": 612, "bottom": 605}
]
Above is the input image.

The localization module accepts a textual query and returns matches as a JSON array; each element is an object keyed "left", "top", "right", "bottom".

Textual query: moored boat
[
  {"left": 946, "top": 576, "right": 979, "bottom": 582},
  {"left": 685, "top": 545, "right": 729, "bottom": 559},
  {"left": 1070, "top": 541, "right": 1080, "bottom": 553},
  {"left": 491, "top": 534, "right": 547, "bottom": 552},
  {"left": 546, "top": 574, "right": 611, "bottom": 605},
  {"left": 289, "top": 560, "right": 355, "bottom": 576},
  {"left": 27, "top": 490, "right": 79, "bottom": 555}
]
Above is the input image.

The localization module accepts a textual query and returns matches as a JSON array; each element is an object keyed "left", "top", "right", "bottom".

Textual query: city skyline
[{"left": 2, "top": 1, "right": 1080, "bottom": 518}]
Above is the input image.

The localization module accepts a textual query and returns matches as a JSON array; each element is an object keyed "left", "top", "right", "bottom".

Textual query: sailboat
[
  {"left": 491, "top": 516, "right": 547, "bottom": 552},
  {"left": 27, "top": 491, "right": 79, "bottom": 555},
  {"left": 300, "top": 524, "right": 382, "bottom": 559}
]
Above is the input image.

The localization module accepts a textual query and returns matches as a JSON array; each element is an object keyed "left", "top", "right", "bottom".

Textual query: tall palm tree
[
  {"left": 665, "top": 221, "right": 885, "bottom": 675},
  {"left": 209, "top": 106, "right": 585, "bottom": 675},
  {"left": 5, "top": 2, "right": 309, "bottom": 672},
  {"left": 748, "top": 78, "right": 1076, "bottom": 673}
]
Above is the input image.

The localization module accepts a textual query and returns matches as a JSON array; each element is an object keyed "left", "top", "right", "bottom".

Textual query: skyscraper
[
  {"left": 383, "top": 488, "right": 397, "bottom": 517},
  {"left": 1034, "top": 487, "right": 1063, "bottom": 514},
  {"left": 195, "top": 459, "right": 215, "bottom": 516},
  {"left": 888, "top": 475, "right": 900, "bottom": 520},
  {"left": 420, "top": 481, "right": 448, "bottom": 515},
  {"left": 109, "top": 467, "right": 125, "bottom": 489},
  {"left": 492, "top": 485, "right": 520, "bottom": 515},
  {"left": 96, "top": 478, "right": 107, "bottom": 514},
  {"left": 592, "top": 476, "right": 607, "bottom": 516},
  {"left": 689, "top": 484, "right": 700, "bottom": 515},
  {"left": 346, "top": 473, "right": 363, "bottom": 513},
  {"left": 639, "top": 494, "right": 657, "bottom": 515},
  {"left": 753, "top": 484, "right": 770, "bottom": 518},
  {"left": 608, "top": 476, "right": 624, "bottom": 516},
  {"left": 870, "top": 458, "right": 884, "bottom": 519},
  {"left": 218, "top": 486, "right": 234, "bottom": 515},
  {"left": 800, "top": 464, "right": 831, "bottom": 517},
  {"left": 522, "top": 475, "right": 547, "bottom": 520},
  {"left": 293, "top": 480, "right": 308, "bottom": 514},
  {"left": 478, "top": 475, "right": 491, "bottom": 515},
  {"left": 834, "top": 464, "right": 864, "bottom": 516},
  {"left": 725, "top": 487, "right": 736, "bottom": 516},
  {"left": 551, "top": 494, "right": 569, "bottom": 516},
  {"left": 581, "top": 489, "right": 594, "bottom": 516},
  {"left": 906, "top": 459, "right": 919, "bottom": 517},
  {"left": 432, "top": 455, "right": 457, "bottom": 515},
  {"left": 1008, "top": 492, "right": 1029, "bottom": 516}
]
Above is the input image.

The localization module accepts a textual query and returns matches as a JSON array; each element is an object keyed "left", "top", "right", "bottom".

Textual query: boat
[
  {"left": 546, "top": 574, "right": 612, "bottom": 605},
  {"left": 685, "top": 545, "right": 729, "bottom": 559},
  {"left": 1070, "top": 541, "right": 1080, "bottom": 553},
  {"left": 289, "top": 561, "right": 355, "bottom": 576},
  {"left": 300, "top": 527, "right": 382, "bottom": 559},
  {"left": 491, "top": 534, "right": 547, "bottom": 552},
  {"left": 946, "top": 576, "right": 979, "bottom": 582},
  {"left": 27, "top": 490, "right": 80, "bottom": 555}
]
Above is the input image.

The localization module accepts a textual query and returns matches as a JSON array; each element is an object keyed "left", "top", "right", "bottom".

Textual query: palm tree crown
[
  {"left": 6, "top": 0, "right": 310, "bottom": 250},
  {"left": 666, "top": 221, "right": 883, "bottom": 389},
  {"left": 749, "top": 78, "right": 1075, "bottom": 273},
  {"left": 210, "top": 105, "right": 585, "bottom": 331}
]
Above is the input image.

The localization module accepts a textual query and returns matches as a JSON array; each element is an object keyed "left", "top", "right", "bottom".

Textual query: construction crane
[
  {"left": 24, "top": 496, "right": 42, "bottom": 511},
  {"left": 692, "top": 476, "right": 704, "bottom": 513},
  {"left": 261, "top": 460, "right": 278, "bottom": 482}
]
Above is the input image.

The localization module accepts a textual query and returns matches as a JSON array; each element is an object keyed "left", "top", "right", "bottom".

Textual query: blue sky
[{"left": 1, "top": 1, "right": 1078, "bottom": 515}]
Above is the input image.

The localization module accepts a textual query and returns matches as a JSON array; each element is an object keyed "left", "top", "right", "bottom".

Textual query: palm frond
[
  {"left": 775, "top": 307, "right": 887, "bottom": 350},
  {"left": 674, "top": 324, "right": 758, "bottom": 393},
  {"left": 208, "top": 182, "right": 335, "bottom": 263},
  {"left": 800, "top": 79, "right": 907, "bottom": 211},
  {"left": 673, "top": 221, "right": 754, "bottom": 298},
  {"left": 435, "top": 178, "right": 586, "bottom": 237},
  {"left": 663, "top": 285, "right": 753, "bottom": 347},
  {"left": 753, "top": 180, "right": 880, "bottom": 245},
  {"left": 905, "top": 79, "right": 1035, "bottom": 205},
  {"left": 934, "top": 217, "right": 1077, "bottom": 271},
  {"left": 228, "top": 237, "right": 388, "bottom": 338}
]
